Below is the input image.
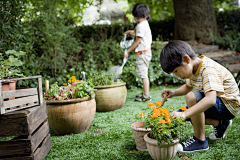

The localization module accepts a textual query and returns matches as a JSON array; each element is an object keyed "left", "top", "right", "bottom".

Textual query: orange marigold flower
[
  {"left": 156, "top": 101, "right": 162, "bottom": 107},
  {"left": 147, "top": 102, "right": 154, "bottom": 107},
  {"left": 165, "top": 113, "right": 170, "bottom": 119},
  {"left": 11, "top": 42, "right": 14, "bottom": 44},
  {"left": 163, "top": 109, "right": 169, "bottom": 115},
  {"left": 159, "top": 120, "right": 166, "bottom": 124},
  {"left": 166, "top": 119, "right": 171, "bottom": 124},
  {"left": 140, "top": 111, "right": 144, "bottom": 119},
  {"left": 152, "top": 113, "right": 159, "bottom": 119},
  {"left": 158, "top": 129, "right": 162, "bottom": 132},
  {"left": 180, "top": 106, "right": 188, "bottom": 111}
]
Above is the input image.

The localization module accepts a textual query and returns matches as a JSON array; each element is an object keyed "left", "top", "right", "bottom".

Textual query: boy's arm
[
  {"left": 124, "top": 30, "right": 135, "bottom": 36},
  {"left": 172, "top": 90, "right": 217, "bottom": 120},
  {"left": 124, "top": 36, "right": 142, "bottom": 58},
  {"left": 172, "top": 84, "right": 193, "bottom": 96},
  {"left": 183, "top": 90, "right": 216, "bottom": 119}
]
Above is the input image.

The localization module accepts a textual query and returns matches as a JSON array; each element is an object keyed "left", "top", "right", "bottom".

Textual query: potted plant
[
  {"left": 88, "top": 71, "right": 127, "bottom": 112},
  {"left": 0, "top": 50, "right": 26, "bottom": 99},
  {"left": 140, "top": 102, "right": 188, "bottom": 160},
  {"left": 45, "top": 75, "right": 97, "bottom": 135}
]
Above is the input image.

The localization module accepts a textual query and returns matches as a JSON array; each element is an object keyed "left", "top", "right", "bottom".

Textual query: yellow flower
[
  {"left": 147, "top": 102, "right": 154, "bottom": 107},
  {"left": 63, "top": 83, "right": 67, "bottom": 86},
  {"left": 156, "top": 101, "right": 162, "bottom": 107},
  {"left": 140, "top": 111, "right": 144, "bottom": 119},
  {"left": 68, "top": 79, "right": 71, "bottom": 82},
  {"left": 67, "top": 75, "right": 70, "bottom": 77},
  {"left": 158, "top": 129, "right": 162, "bottom": 132}
]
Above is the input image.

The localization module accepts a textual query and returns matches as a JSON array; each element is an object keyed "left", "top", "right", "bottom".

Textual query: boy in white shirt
[{"left": 124, "top": 3, "right": 152, "bottom": 102}]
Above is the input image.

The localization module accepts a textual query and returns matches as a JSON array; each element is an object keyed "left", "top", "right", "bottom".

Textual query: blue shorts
[{"left": 193, "top": 91, "right": 235, "bottom": 120}]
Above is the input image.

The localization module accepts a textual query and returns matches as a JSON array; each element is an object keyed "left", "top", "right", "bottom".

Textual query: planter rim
[
  {"left": 45, "top": 96, "right": 93, "bottom": 104},
  {"left": 144, "top": 132, "right": 179, "bottom": 146},
  {"left": 131, "top": 121, "right": 151, "bottom": 132},
  {"left": 1, "top": 80, "right": 17, "bottom": 84},
  {"left": 94, "top": 82, "right": 126, "bottom": 89}
]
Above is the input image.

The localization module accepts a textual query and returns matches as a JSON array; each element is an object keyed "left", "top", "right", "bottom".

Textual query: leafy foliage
[
  {"left": 0, "top": 50, "right": 26, "bottom": 79},
  {"left": 88, "top": 71, "right": 121, "bottom": 86}
]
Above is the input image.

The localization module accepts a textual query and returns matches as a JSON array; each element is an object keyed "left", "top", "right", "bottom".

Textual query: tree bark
[{"left": 173, "top": 0, "right": 218, "bottom": 44}]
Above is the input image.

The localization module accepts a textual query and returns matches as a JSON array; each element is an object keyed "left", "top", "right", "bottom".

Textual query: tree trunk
[{"left": 173, "top": 0, "right": 218, "bottom": 44}]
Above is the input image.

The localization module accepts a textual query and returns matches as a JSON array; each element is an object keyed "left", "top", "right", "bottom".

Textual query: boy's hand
[
  {"left": 124, "top": 30, "right": 135, "bottom": 36},
  {"left": 171, "top": 111, "right": 186, "bottom": 120},
  {"left": 161, "top": 89, "right": 175, "bottom": 98},
  {"left": 124, "top": 51, "right": 128, "bottom": 58}
]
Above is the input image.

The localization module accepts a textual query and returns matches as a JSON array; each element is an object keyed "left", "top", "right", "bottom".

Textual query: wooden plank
[
  {"left": 226, "top": 64, "right": 240, "bottom": 73},
  {"left": 37, "top": 77, "right": 43, "bottom": 105},
  {"left": 0, "top": 134, "right": 51, "bottom": 160},
  {"left": 33, "top": 134, "right": 51, "bottom": 160},
  {"left": 3, "top": 88, "right": 38, "bottom": 99},
  {"left": 192, "top": 45, "right": 219, "bottom": 53},
  {"left": 0, "top": 76, "right": 42, "bottom": 83},
  {"left": 202, "top": 50, "right": 236, "bottom": 58},
  {"left": 0, "top": 102, "right": 47, "bottom": 137},
  {"left": 0, "top": 83, "right": 4, "bottom": 115},
  {"left": 2, "top": 95, "right": 39, "bottom": 114},
  {"left": 212, "top": 55, "right": 240, "bottom": 65},
  {"left": 0, "top": 119, "right": 49, "bottom": 157}
]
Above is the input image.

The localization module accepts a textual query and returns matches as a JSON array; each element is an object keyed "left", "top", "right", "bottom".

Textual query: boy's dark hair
[
  {"left": 132, "top": 3, "right": 151, "bottom": 20},
  {"left": 160, "top": 40, "right": 197, "bottom": 73}
]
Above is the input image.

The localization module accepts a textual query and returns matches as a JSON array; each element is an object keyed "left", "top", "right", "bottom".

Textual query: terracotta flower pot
[
  {"left": 2, "top": 80, "right": 17, "bottom": 100},
  {"left": 46, "top": 97, "right": 96, "bottom": 135},
  {"left": 94, "top": 82, "right": 127, "bottom": 112},
  {"left": 131, "top": 122, "right": 151, "bottom": 151},
  {"left": 144, "top": 133, "right": 179, "bottom": 160}
]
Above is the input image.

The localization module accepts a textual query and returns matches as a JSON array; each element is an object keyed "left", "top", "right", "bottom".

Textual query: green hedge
[{"left": 74, "top": 18, "right": 174, "bottom": 43}]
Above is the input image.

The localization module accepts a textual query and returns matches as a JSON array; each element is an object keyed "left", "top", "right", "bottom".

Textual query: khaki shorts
[{"left": 135, "top": 49, "right": 152, "bottom": 78}]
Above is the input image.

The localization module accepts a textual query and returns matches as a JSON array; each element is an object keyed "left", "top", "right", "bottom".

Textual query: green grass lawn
[{"left": 1, "top": 85, "right": 240, "bottom": 159}]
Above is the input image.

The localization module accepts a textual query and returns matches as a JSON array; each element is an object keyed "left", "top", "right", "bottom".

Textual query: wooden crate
[
  {"left": 0, "top": 102, "right": 51, "bottom": 160},
  {"left": 0, "top": 76, "right": 43, "bottom": 115}
]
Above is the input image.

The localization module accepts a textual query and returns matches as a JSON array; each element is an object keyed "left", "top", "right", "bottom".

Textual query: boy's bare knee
[{"left": 186, "top": 92, "right": 197, "bottom": 107}]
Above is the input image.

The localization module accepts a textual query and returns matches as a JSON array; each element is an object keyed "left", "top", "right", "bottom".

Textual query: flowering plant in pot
[
  {"left": 46, "top": 76, "right": 96, "bottom": 101},
  {"left": 45, "top": 75, "right": 97, "bottom": 135},
  {"left": 141, "top": 102, "right": 188, "bottom": 160}
]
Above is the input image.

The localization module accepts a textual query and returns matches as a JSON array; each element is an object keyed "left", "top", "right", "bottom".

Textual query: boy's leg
[
  {"left": 177, "top": 91, "right": 209, "bottom": 153},
  {"left": 142, "top": 77, "right": 149, "bottom": 96}
]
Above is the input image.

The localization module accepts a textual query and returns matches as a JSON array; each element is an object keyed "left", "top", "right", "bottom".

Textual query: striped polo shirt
[{"left": 186, "top": 55, "right": 240, "bottom": 116}]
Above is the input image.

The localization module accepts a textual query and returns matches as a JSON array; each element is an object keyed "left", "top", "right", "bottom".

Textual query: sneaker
[
  {"left": 178, "top": 136, "right": 209, "bottom": 153},
  {"left": 209, "top": 120, "right": 232, "bottom": 140},
  {"left": 134, "top": 94, "right": 151, "bottom": 102},
  {"left": 136, "top": 92, "right": 151, "bottom": 98},
  {"left": 177, "top": 106, "right": 191, "bottom": 122},
  {"left": 135, "top": 92, "right": 143, "bottom": 98}
]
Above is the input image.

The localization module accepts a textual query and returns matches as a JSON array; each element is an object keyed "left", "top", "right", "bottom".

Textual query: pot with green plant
[
  {"left": 45, "top": 75, "right": 96, "bottom": 135},
  {"left": 89, "top": 71, "right": 127, "bottom": 112},
  {"left": 0, "top": 50, "right": 26, "bottom": 99},
  {"left": 139, "top": 102, "right": 188, "bottom": 160}
]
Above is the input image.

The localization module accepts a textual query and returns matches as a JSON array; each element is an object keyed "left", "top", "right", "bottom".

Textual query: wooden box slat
[
  {"left": 3, "top": 95, "right": 39, "bottom": 114},
  {"left": 0, "top": 102, "right": 47, "bottom": 137},
  {"left": 0, "top": 119, "right": 50, "bottom": 157},
  {"left": 0, "top": 134, "right": 51, "bottom": 160},
  {"left": 3, "top": 88, "right": 38, "bottom": 99},
  {"left": 0, "top": 76, "right": 43, "bottom": 115}
]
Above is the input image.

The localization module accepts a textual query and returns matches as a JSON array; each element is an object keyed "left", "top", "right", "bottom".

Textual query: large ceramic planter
[
  {"left": 46, "top": 97, "right": 96, "bottom": 135},
  {"left": 131, "top": 121, "right": 151, "bottom": 151},
  {"left": 94, "top": 82, "right": 127, "bottom": 112},
  {"left": 144, "top": 133, "right": 179, "bottom": 160}
]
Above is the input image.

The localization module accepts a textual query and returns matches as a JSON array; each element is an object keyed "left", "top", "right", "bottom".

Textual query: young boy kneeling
[{"left": 160, "top": 40, "right": 240, "bottom": 153}]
